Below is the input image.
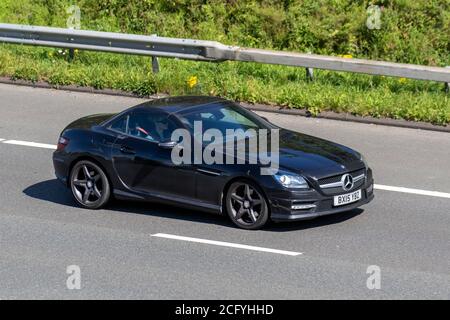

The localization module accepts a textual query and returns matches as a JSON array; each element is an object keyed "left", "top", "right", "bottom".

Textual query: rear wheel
[
  {"left": 70, "top": 160, "right": 111, "bottom": 209},
  {"left": 225, "top": 180, "right": 269, "bottom": 230}
]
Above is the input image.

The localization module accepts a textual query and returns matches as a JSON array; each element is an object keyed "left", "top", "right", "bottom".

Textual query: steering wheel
[{"left": 135, "top": 126, "right": 155, "bottom": 141}]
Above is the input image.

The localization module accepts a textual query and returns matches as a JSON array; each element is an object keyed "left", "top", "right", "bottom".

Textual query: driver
[
  {"left": 135, "top": 116, "right": 169, "bottom": 142},
  {"left": 154, "top": 119, "right": 169, "bottom": 141}
]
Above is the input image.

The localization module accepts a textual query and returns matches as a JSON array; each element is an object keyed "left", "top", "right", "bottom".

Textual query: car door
[
  {"left": 110, "top": 109, "right": 196, "bottom": 200},
  {"left": 178, "top": 104, "right": 262, "bottom": 206}
]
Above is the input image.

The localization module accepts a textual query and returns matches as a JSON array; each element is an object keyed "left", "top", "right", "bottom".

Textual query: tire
[
  {"left": 225, "top": 180, "right": 269, "bottom": 230},
  {"left": 70, "top": 160, "right": 111, "bottom": 209}
]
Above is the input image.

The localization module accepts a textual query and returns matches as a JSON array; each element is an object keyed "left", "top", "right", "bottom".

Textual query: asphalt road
[{"left": 0, "top": 83, "right": 449, "bottom": 299}]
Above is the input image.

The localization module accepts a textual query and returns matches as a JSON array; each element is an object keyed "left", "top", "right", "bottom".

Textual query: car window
[
  {"left": 178, "top": 103, "right": 260, "bottom": 135},
  {"left": 109, "top": 114, "right": 129, "bottom": 133},
  {"left": 127, "top": 111, "right": 178, "bottom": 142},
  {"left": 220, "top": 108, "right": 258, "bottom": 127}
]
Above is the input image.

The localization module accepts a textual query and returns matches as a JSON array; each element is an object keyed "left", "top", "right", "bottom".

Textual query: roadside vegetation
[{"left": 0, "top": 0, "right": 448, "bottom": 125}]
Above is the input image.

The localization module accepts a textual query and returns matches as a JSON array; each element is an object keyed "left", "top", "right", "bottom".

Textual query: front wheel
[
  {"left": 70, "top": 160, "right": 111, "bottom": 209},
  {"left": 225, "top": 181, "right": 269, "bottom": 230}
]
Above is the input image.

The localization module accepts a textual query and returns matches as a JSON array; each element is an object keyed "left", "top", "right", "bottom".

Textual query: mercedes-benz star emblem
[{"left": 341, "top": 174, "right": 354, "bottom": 191}]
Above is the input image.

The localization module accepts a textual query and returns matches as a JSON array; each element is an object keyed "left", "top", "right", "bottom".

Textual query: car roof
[{"left": 130, "top": 96, "right": 231, "bottom": 114}]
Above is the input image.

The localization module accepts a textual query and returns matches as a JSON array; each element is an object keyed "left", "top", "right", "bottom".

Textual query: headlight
[
  {"left": 274, "top": 172, "right": 309, "bottom": 189},
  {"left": 359, "top": 153, "right": 368, "bottom": 168}
]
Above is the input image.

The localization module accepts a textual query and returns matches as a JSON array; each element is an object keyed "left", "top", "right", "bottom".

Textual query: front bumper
[{"left": 268, "top": 179, "right": 374, "bottom": 222}]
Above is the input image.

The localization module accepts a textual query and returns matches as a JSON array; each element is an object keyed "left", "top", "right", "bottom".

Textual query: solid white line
[
  {"left": 0, "top": 139, "right": 5, "bottom": 142},
  {"left": 2, "top": 140, "right": 56, "bottom": 150},
  {"left": 374, "top": 184, "right": 450, "bottom": 199},
  {"left": 151, "top": 233, "right": 302, "bottom": 256}
]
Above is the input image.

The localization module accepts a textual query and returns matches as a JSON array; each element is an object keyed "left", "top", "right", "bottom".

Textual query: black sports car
[{"left": 53, "top": 96, "right": 374, "bottom": 229}]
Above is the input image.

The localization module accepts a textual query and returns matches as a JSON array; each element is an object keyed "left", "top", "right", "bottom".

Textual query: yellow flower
[
  {"left": 342, "top": 54, "right": 353, "bottom": 59},
  {"left": 398, "top": 77, "right": 407, "bottom": 84},
  {"left": 187, "top": 76, "right": 198, "bottom": 88}
]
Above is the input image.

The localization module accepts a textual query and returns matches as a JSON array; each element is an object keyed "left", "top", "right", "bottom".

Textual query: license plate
[{"left": 333, "top": 189, "right": 362, "bottom": 206}]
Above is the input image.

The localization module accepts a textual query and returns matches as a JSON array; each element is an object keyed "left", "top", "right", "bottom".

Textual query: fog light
[
  {"left": 367, "top": 183, "right": 374, "bottom": 194},
  {"left": 291, "top": 204, "right": 316, "bottom": 210}
]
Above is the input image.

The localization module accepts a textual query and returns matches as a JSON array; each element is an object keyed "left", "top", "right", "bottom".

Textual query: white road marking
[
  {"left": 374, "top": 184, "right": 450, "bottom": 199},
  {"left": 1, "top": 139, "right": 56, "bottom": 149},
  {"left": 1, "top": 138, "right": 449, "bottom": 200},
  {"left": 151, "top": 233, "right": 302, "bottom": 256}
]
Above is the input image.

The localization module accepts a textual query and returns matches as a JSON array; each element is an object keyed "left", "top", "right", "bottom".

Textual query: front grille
[
  {"left": 320, "top": 179, "right": 365, "bottom": 196},
  {"left": 318, "top": 168, "right": 365, "bottom": 186}
]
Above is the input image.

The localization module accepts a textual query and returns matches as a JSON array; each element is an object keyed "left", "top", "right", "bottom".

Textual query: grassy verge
[
  {"left": 1, "top": 44, "right": 448, "bottom": 125},
  {"left": 0, "top": 0, "right": 449, "bottom": 124}
]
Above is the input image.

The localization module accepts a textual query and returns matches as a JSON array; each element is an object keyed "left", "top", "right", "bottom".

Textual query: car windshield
[{"left": 175, "top": 102, "right": 272, "bottom": 138}]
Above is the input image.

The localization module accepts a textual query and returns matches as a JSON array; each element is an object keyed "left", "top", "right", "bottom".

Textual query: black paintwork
[{"left": 53, "top": 96, "right": 374, "bottom": 221}]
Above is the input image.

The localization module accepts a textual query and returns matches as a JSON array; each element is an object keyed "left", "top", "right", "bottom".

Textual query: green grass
[{"left": 0, "top": 0, "right": 449, "bottom": 125}]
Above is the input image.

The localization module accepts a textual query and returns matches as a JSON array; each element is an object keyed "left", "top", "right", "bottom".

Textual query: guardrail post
[
  {"left": 68, "top": 29, "right": 76, "bottom": 62},
  {"left": 446, "top": 67, "right": 449, "bottom": 93},
  {"left": 150, "top": 34, "right": 160, "bottom": 73},
  {"left": 68, "top": 48, "right": 75, "bottom": 61},
  {"left": 305, "top": 52, "right": 313, "bottom": 81},
  {"left": 306, "top": 67, "right": 314, "bottom": 81},
  {"left": 152, "top": 56, "right": 160, "bottom": 73}
]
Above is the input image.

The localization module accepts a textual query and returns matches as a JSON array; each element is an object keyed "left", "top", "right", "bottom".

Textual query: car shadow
[
  {"left": 23, "top": 179, "right": 231, "bottom": 227},
  {"left": 23, "top": 179, "right": 364, "bottom": 231}
]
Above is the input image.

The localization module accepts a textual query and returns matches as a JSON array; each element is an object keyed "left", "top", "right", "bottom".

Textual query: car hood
[{"left": 277, "top": 129, "right": 363, "bottom": 179}]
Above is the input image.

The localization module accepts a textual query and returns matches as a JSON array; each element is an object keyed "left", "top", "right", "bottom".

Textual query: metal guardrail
[{"left": 1, "top": 23, "right": 449, "bottom": 83}]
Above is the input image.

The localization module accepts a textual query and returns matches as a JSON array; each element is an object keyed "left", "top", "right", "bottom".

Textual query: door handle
[{"left": 120, "top": 145, "right": 136, "bottom": 154}]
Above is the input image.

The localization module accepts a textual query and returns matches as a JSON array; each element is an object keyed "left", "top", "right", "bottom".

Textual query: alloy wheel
[
  {"left": 227, "top": 181, "right": 268, "bottom": 229},
  {"left": 70, "top": 161, "right": 110, "bottom": 209}
]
